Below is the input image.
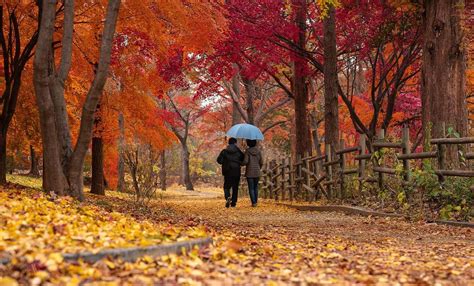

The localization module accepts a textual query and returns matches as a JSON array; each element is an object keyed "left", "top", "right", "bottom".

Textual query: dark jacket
[
  {"left": 217, "top": 144, "right": 244, "bottom": 177},
  {"left": 243, "top": 147, "right": 263, "bottom": 178}
]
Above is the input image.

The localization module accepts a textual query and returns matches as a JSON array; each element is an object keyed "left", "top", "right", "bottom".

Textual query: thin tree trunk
[
  {"left": 421, "top": 0, "right": 467, "bottom": 165},
  {"left": 159, "top": 150, "right": 166, "bottom": 190},
  {"left": 292, "top": 0, "right": 312, "bottom": 156},
  {"left": 242, "top": 77, "right": 255, "bottom": 125},
  {"left": 64, "top": 0, "right": 121, "bottom": 200},
  {"left": 290, "top": 116, "right": 297, "bottom": 161},
  {"left": 310, "top": 113, "right": 322, "bottom": 157},
  {"left": 180, "top": 140, "right": 194, "bottom": 191},
  {"left": 0, "top": 131, "right": 6, "bottom": 184},
  {"left": 0, "top": 129, "right": 7, "bottom": 183},
  {"left": 117, "top": 112, "right": 125, "bottom": 192},
  {"left": 29, "top": 145, "right": 40, "bottom": 177},
  {"left": 91, "top": 102, "right": 105, "bottom": 195},
  {"left": 0, "top": 5, "right": 40, "bottom": 184},
  {"left": 231, "top": 67, "right": 242, "bottom": 125},
  {"left": 91, "top": 136, "right": 104, "bottom": 195},
  {"left": 323, "top": 4, "right": 340, "bottom": 151}
]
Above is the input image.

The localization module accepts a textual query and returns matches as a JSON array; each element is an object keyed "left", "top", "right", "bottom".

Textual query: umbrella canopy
[{"left": 226, "top": 123, "right": 264, "bottom": 140}]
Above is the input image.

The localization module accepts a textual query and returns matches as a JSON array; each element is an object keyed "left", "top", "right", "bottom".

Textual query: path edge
[
  {"left": 280, "top": 204, "right": 474, "bottom": 228},
  {"left": 0, "top": 237, "right": 213, "bottom": 265}
]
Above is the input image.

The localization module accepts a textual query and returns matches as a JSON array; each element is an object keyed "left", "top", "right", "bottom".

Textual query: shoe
[
  {"left": 231, "top": 204, "right": 236, "bottom": 208},
  {"left": 225, "top": 197, "right": 231, "bottom": 208},
  {"left": 252, "top": 203, "right": 257, "bottom": 207}
]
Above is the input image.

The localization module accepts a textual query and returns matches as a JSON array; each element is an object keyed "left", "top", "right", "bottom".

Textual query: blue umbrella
[{"left": 226, "top": 123, "right": 264, "bottom": 140}]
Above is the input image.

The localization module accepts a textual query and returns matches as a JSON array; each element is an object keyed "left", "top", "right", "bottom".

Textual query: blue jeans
[{"left": 247, "top": 177, "right": 259, "bottom": 205}]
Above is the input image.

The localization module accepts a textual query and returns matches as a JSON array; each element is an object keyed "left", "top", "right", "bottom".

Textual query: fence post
[
  {"left": 269, "top": 160, "right": 275, "bottom": 199},
  {"left": 281, "top": 158, "right": 287, "bottom": 201},
  {"left": 339, "top": 139, "right": 345, "bottom": 199},
  {"left": 296, "top": 154, "right": 302, "bottom": 201},
  {"left": 325, "top": 144, "right": 333, "bottom": 200},
  {"left": 436, "top": 123, "right": 446, "bottom": 183},
  {"left": 262, "top": 163, "right": 268, "bottom": 199},
  {"left": 402, "top": 126, "right": 411, "bottom": 184},
  {"left": 358, "top": 134, "right": 366, "bottom": 194},
  {"left": 303, "top": 152, "right": 310, "bottom": 202},
  {"left": 274, "top": 161, "right": 279, "bottom": 201},
  {"left": 289, "top": 156, "right": 294, "bottom": 201},
  {"left": 376, "top": 129, "right": 385, "bottom": 190},
  {"left": 301, "top": 152, "right": 310, "bottom": 201}
]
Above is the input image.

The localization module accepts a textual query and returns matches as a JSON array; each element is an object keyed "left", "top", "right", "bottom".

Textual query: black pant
[{"left": 224, "top": 175, "right": 240, "bottom": 206}]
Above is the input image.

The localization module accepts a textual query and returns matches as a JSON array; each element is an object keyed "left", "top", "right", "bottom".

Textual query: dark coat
[
  {"left": 243, "top": 147, "right": 263, "bottom": 178},
  {"left": 217, "top": 144, "right": 244, "bottom": 177}
]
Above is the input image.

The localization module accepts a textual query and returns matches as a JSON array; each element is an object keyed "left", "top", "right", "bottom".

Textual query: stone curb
[
  {"left": 0, "top": 237, "right": 213, "bottom": 265},
  {"left": 281, "top": 204, "right": 474, "bottom": 228}
]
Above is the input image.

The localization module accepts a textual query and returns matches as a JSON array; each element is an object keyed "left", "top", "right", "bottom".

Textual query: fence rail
[{"left": 260, "top": 126, "right": 474, "bottom": 202}]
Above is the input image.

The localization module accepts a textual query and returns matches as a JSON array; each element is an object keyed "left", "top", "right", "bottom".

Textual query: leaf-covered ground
[{"left": 1, "top": 178, "right": 473, "bottom": 285}]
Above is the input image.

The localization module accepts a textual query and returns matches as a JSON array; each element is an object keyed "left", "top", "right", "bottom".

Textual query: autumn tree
[
  {"left": 323, "top": 2, "right": 339, "bottom": 151},
  {"left": 33, "top": 0, "right": 121, "bottom": 200},
  {"left": 0, "top": 1, "right": 40, "bottom": 183},
  {"left": 335, "top": 1, "right": 422, "bottom": 144},
  {"left": 163, "top": 90, "right": 208, "bottom": 191},
  {"left": 421, "top": 0, "right": 468, "bottom": 164},
  {"left": 8, "top": 67, "right": 41, "bottom": 176},
  {"left": 224, "top": 77, "right": 291, "bottom": 130}
]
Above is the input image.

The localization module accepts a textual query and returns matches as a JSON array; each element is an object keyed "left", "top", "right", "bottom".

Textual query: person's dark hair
[
  {"left": 228, "top": 138, "right": 237, "bottom": 145},
  {"left": 246, "top": 139, "right": 257, "bottom": 147}
]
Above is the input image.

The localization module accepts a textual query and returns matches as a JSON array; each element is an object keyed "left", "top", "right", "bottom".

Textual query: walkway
[{"left": 150, "top": 192, "right": 473, "bottom": 285}]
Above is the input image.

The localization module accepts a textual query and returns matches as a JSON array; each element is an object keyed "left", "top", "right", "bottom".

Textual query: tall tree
[
  {"left": 291, "top": 0, "right": 312, "bottom": 156},
  {"left": 33, "top": 0, "right": 121, "bottom": 200},
  {"left": 164, "top": 91, "right": 207, "bottom": 191},
  {"left": 323, "top": 3, "right": 339, "bottom": 150},
  {"left": 91, "top": 102, "right": 105, "bottom": 195},
  {"left": 117, "top": 112, "right": 125, "bottom": 192},
  {"left": 0, "top": 2, "right": 40, "bottom": 183},
  {"left": 421, "top": 0, "right": 468, "bottom": 143}
]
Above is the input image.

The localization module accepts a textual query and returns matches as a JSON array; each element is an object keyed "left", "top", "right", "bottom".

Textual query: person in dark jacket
[
  {"left": 217, "top": 138, "right": 244, "bottom": 208},
  {"left": 243, "top": 139, "right": 263, "bottom": 207}
]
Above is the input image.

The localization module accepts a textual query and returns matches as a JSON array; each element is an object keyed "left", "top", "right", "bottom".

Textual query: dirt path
[{"left": 157, "top": 195, "right": 473, "bottom": 285}]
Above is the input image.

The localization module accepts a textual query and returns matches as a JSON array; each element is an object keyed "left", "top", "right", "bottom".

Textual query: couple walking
[{"left": 217, "top": 138, "right": 263, "bottom": 208}]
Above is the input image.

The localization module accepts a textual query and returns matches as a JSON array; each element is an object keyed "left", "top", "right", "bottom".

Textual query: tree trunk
[
  {"left": 310, "top": 113, "right": 322, "bottom": 157},
  {"left": 0, "top": 5, "right": 40, "bottom": 184},
  {"left": 323, "top": 4, "right": 340, "bottom": 151},
  {"left": 33, "top": 0, "right": 68, "bottom": 195},
  {"left": 66, "top": 0, "right": 121, "bottom": 200},
  {"left": 29, "top": 145, "right": 40, "bottom": 177},
  {"left": 0, "top": 130, "right": 7, "bottom": 184},
  {"left": 180, "top": 141, "right": 194, "bottom": 191},
  {"left": 421, "top": 0, "right": 467, "bottom": 165},
  {"left": 242, "top": 77, "right": 255, "bottom": 125},
  {"left": 91, "top": 102, "right": 105, "bottom": 195},
  {"left": 91, "top": 137, "right": 105, "bottom": 195},
  {"left": 34, "top": 0, "right": 121, "bottom": 200},
  {"left": 159, "top": 150, "right": 167, "bottom": 190},
  {"left": 117, "top": 113, "right": 125, "bottom": 192},
  {"left": 290, "top": 116, "right": 297, "bottom": 161},
  {"left": 292, "top": 0, "right": 312, "bottom": 156},
  {"left": 231, "top": 68, "right": 242, "bottom": 125}
]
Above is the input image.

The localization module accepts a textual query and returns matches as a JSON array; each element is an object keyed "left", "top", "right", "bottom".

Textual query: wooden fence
[{"left": 260, "top": 127, "right": 474, "bottom": 201}]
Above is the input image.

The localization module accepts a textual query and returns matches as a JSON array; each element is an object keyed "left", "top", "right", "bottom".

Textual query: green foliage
[
  {"left": 446, "top": 126, "right": 460, "bottom": 138},
  {"left": 411, "top": 163, "right": 473, "bottom": 221},
  {"left": 371, "top": 148, "right": 387, "bottom": 165}
]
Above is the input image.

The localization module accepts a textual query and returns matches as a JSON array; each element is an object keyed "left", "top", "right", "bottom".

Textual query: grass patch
[{"left": 6, "top": 174, "right": 42, "bottom": 190}]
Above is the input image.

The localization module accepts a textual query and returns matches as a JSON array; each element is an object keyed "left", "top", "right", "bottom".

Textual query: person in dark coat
[
  {"left": 217, "top": 138, "right": 244, "bottom": 208},
  {"left": 242, "top": 139, "right": 263, "bottom": 207}
]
